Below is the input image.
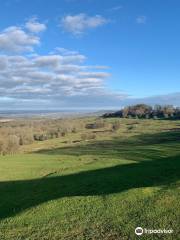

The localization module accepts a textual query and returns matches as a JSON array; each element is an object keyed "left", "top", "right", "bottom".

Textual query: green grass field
[{"left": 0, "top": 118, "right": 180, "bottom": 240}]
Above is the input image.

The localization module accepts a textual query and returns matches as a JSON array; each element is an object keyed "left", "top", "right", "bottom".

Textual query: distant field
[{"left": 0, "top": 118, "right": 180, "bottom": 240}]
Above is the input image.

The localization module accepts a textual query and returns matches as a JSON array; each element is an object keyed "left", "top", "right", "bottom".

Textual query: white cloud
[
  {"left": 136, "top": 16, "right": 147, "bottom": 24},
  {"left": 0, "top": 26, "right": 40, "bottom": 53},
  {"left": 61, "top": 13, "right": 108, "bottom": 35},
  {"left": 33, "top": 55, "right": 62, "bottom": 68},
  {"left": 0, "top": 50, "right": 114, "bottom": 100},
  {"left": 54, "top": 47, "right": 79, "bottom": 55},
  {"left": 34, "top": 54, "right": 86, "bottom": 68},
  {"left": 78, "top": 72, "right": 110, "bottom": 79},
  {"left": 107, "top": 5, "right": 123, "bottom": 12},
  {"left": 0, "top": 20, "right": 128, "bottom": 108},
  {"left": 25, "top": 17, "right": 47, "bottom": 33},
  {"left": 0, "top": 56, "right": 8, "bottom": 70}
]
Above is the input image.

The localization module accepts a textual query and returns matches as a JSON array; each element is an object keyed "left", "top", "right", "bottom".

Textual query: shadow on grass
[
  {"left": 0, "top": 131, "right": 180, "bottom": 220},
  {"left": 35, "top": 131, "right": 180, "bottom": 161}
]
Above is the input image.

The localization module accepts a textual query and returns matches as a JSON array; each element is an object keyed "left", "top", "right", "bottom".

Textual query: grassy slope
[{"left": 0, "top": 118, "right": 180, "bottom": 240}]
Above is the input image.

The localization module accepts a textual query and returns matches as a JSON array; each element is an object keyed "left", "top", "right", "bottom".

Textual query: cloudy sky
[{"left": 0, "top": 0, "right": 180, "bottom": 110}]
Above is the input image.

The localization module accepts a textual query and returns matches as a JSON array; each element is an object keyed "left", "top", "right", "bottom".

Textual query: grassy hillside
[{"left": 0, "top": 118, "right": 180, "bottom": 240}]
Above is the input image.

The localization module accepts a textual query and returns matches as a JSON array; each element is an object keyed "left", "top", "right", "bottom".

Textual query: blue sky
[{"left": 0, "top": 0, "right": 180, "bottom": 109}]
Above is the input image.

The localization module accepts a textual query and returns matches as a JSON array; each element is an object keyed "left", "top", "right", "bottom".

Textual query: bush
[
  {"left": 127, "top": 125, "right": 135, "bottom": 131},
  {"left": 112, "top": 121, "right": 121, "bottom": 131},
  {"left": 61, "top": 131, "right": 66, "bottom": 137},
  {"left": 72, "top": 127, "right": 77, "bottom": 133}
]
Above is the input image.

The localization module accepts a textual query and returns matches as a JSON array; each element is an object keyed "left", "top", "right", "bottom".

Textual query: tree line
[{"left": 103, "top": 104, "right": 180, "bottom": 119}]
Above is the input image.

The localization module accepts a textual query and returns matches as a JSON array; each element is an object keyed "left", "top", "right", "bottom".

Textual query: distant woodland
[
  {"left": 103, "top": 104, "right": 180, "bottom": 119},
  {"left": 0, "top": 117, "right": 112, "bottom": 155},
  {"left": 0, "top": 118, "right": 83, "bottom": 155}
]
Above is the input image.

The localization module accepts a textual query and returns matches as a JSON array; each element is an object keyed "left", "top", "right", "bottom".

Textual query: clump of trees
[{"left": 103, "top": 104, "right": 180, "bottom": 120}]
